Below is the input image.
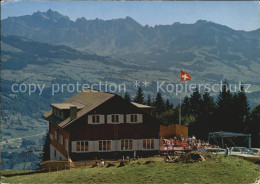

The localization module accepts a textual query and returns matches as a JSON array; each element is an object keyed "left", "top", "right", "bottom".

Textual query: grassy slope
[{"left": 2, "top": 156, "right": 260, "bottom": 184}]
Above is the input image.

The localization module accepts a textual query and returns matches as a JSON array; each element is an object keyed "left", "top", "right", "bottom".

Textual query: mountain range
[{"left": 2, "top": 9, "right": 260, "bottom": 82}]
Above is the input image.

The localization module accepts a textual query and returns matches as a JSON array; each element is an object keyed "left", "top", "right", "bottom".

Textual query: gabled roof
[
  {"left": 43, "top": 89, "right": 115, "bottom": 128},
  {"left": 51, "top": 103, "right": 85, "bottom": 110},
  {"left": 131, "top": 102, "right": 154, "bottom": 109}
]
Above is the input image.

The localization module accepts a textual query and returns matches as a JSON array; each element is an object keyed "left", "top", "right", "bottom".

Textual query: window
[
  {"left": 60, "top": 135, "right": 63, "bottom": 145},
  {"left": 143, "top": 139, "right": 146, "bottom": 149},
  {"left": 76, "top": 141, "right": 88, "bottom": 152},
  {"left": 54, "top": 149, "right": 56, "bottom": 158},
  {"left": 143, "top": 139, "right": 155, "bottom": 149},
  {"left": 92, "top": 115, "right": 100, "bottom": 123},
  {"left": 65, "top": 139, "right": 68, "bottom": 151},
  {"left": 50, "top": 133, "right": 53, "bottom": 140},
  {"left": 121, "top": 140, "right": 133, "bottom": 150},
  {"left": 99, "top": 140, "right": 111, "bottom": 151},
  {"left": 131, "top": 114, "right": 138, "bottom": 123},
  {"left": 112, "top": 115, "right": 119, "bottom": 123},
  {"left": 54, "top": 131, "right": 57, "bottom": 141}
]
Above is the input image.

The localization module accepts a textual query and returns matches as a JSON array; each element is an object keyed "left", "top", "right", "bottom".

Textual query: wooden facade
[
  {"left": 43, "top": 90, "right": 161, "bottom": 161},
  {"left": 160, "top": 124, "right": 188, "bottom": 138}
]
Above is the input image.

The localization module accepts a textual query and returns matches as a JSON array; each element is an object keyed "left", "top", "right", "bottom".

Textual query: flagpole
[
  {"left": 179, "top": 69, "right": 191, "bottom": 125},
  {"left": 179, "top": 69, "right": 181, "bottom": 125},
  {"left": 179, "top": 91, "right": 181, "bottom": 125}
]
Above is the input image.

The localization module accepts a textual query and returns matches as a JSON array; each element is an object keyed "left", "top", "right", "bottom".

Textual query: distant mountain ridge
[{"left": 2, "top": 9, "right": 260, "bottom": 57}]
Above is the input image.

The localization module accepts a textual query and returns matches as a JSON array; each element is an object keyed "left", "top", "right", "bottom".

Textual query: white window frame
[
  {"left": 111, "top": 114, "right": 119, "bottom": 123},
  {"left": 121, "top": 139, "right": 133, "bottom": 150},
  {"left": 92, "top": 115, "right": 100, "bottom": 123},
  {"left": 126, "top": 114, "right": 143, "bottom": 123},
  {"left": 76, "top": 140, "right": 89, "bottom": 152},
  {"left": 88, "top": 115, "right": 104, "bottom": 124},
  {"left": 143, "top": 139, "right": 155, "bottom": 150},
  {"left": 130, "top": 114, "right": 138, "bottom": 123},
  {"left": 98, "top": 140, "right": 112, "bottom": 151}
]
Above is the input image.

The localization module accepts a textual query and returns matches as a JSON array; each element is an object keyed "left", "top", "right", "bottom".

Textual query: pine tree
[
  {"left": 134, "top": 87, "right": 144, "bottom": 104},
  {"left": 189, "top": 87, "right": 202, "bottom": 116},
  {"left": 232, "top": 85, "right": 250, "bottom": 132},
  {"left": 165, "top": 99, "right": 173, "bottom": 110},
  {"left": 198, "top": 91, "right": 216, "bottom": 139},
  {"left": 215, "top": 79, "right": 233, "bottom": 131},
  {"left": 124, "top": 92, "right": 131, "bottom": 103},
  {"left": 153, "top": 92, "right": 165, "bottom": 114},
  {"left": 42, "top": 132, "right": 50, "bottom": 162},
  {"left": 182, "top": 96, "right": 191, "bottom": 116},
  {"left": 201, "top": 91, "right": 216, "bottom": 117},
  {"left": 186, "top": 87, "right": 202, "bottom": 137},
  {"left": 146, "top": 94, "right": 152, "bottom": 106},
  {"left": 248, "top": 105, "right": 260, "bottom": 147},
  {"left": 157, "top": 109, "right": 175, "bottom": 125}
]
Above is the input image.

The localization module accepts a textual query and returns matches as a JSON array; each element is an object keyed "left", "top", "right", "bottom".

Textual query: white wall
[{"left": 50, "top": 144, "right": 67, "bottom": 161}]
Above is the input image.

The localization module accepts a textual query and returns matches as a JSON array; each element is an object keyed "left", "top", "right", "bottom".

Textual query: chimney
[{"left": 70, "top": 106, "right": 77, "bottom": 120}]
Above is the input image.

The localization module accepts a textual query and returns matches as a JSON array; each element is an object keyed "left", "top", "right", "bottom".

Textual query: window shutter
[
  {"left": 119, "top": 115, "right": 124, "bottom": 123},
  {"left": 107, "top": 115, "right": 112, "bottom": 124},
  {"left": 71, "top": 141, "right": 76, "bottom": 152},
  {"left": 137, "top": 114, "right": 143, "bottom": 123},
  {"left": 50, "top": 133, "right": 53, "bottom": 140},
  {"left": 116, "top": 140, "right": 121, "bottom": 151},
  {"left": 126, "top": 115, "right": 131, "bottom": 123},
  {"left": 133, "top": 140, "right": 138, "bottom": 150},
  {"left": 88, "top": 115, "right": 92, "bottom": 124},
  {"left": 88, "top": 141, "right": 93, "bottom": 152},
  {"left": 138, "top": 140, "right": 143, "bottom": 150},
  {"left": 94, "top": 141, "right": 99, "bottom": 151},
  {"left": 111, "top": 140, "right": 116, "bottom": 151},
  {"left": 100, "top": 115, "right": 105, "bottom": 124}
]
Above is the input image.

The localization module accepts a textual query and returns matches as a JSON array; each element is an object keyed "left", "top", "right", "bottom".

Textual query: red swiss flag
[{"left": 180, "top": 70, "right": 191, "bottom": 81}]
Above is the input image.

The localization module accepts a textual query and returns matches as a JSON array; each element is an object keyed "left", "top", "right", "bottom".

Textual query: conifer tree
[
  {"left": 124, "top": 92, "right": 131, "bottom": 103},
  {"left": 146, "top": 94, "right": 152, "bottom": 106},
  {"left": 189, "top": 87, "right": 202, "bottom": 116},
  {"left": 215, "top": 79, "right": 233, "bottom": 131},
  {"left": 153, "top": 92, "right": 165, "bottom": 114},
  {"left": 198, "top": 91, "right": 216, "bottom": 139},
  {"left": 165, "top": 99, "right": 173, "bottom": 110},
  {"left": 182, "top": 96, "right": 191, "bottom": 116},
  {"left": 134, "top": 87, "right": 144, "bottom": 104},
  {"left": 232, "top": 85, "right": 250, "bottom": 132},
  {"left": 42, "top": 133, "right": 50, "bottom": 162},
  {"left": 248, "top": 105, "right": 260, "bottom": 147}
]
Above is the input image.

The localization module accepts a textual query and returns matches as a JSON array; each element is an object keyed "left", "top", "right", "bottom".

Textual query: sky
[{"left": 1, "top": 1, "right": 260, "bottom": 31}]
